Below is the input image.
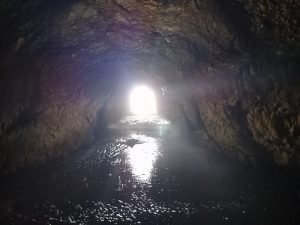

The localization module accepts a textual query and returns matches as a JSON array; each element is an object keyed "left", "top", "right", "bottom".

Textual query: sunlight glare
[
  {"left": 127, "top": 135, "right": 159, "bottom": 182},
  {"left": 129, "top": 86, "right": 157, "bottom": 116}
]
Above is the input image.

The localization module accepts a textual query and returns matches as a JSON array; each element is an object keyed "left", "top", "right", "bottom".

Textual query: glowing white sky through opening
[{"left": 129, "top": 85, "right": 157, "bottom": 116}]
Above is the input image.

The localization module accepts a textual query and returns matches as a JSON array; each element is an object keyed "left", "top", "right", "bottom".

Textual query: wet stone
[{"left": 0, "top": 118, "right": 298, "bottom": 224}]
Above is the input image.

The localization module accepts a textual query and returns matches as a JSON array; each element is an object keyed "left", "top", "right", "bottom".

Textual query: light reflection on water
[
  {"left": 126, "top": 135, "right": 160, "bottom": 183},
  {"left": 108, "top": 115, "right": 170, "bottom": 130}
]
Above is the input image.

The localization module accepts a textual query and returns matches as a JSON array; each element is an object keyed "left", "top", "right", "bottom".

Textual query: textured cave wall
[
  {"left": 190, "top": 59, "right": 300, "bottom": 166},
  {"left": 0, "top": 55, "right": 115, "bottom": 169},
  {"left": 0, "top": 0, "right": 299, "bottom": 170}
]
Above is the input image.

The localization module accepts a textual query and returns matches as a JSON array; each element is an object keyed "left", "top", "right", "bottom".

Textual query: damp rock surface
[
  {"left": 0, "top": 0, "right": 299, "bottom": 168},
  {"left": 0, "top": 120, "right": 298, "bottom": 225}
]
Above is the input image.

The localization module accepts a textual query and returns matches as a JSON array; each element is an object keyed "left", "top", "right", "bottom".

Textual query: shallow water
[{"left": 0, "top": 117, "right": 299, "bottom": 224}]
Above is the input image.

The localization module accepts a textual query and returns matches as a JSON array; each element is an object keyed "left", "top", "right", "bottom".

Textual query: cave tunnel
[{"left": 0, "top": 0, "right": 299, "bottom": 224}]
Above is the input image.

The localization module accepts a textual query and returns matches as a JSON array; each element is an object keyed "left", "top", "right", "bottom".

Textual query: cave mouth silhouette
[{"left": 129, "top": 85, "right": 157, "bottom": 117}]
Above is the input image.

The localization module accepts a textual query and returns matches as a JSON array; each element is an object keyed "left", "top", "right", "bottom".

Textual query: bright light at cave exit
[{"left": 129, "top": 85, "right": 157, "bottom": 116}]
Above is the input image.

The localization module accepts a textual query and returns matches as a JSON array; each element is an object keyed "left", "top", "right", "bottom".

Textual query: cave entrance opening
[
  {"left": 107, "top": 84, "right": 169, "bottom": 130},
  {"left": 129, "top": 85, "right": 157, "bottom": 117}
]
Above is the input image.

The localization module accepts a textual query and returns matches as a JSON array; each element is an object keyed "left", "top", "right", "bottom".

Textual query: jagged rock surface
[{"left": 0, "top": 0, "right": 299, "bottom": 169}]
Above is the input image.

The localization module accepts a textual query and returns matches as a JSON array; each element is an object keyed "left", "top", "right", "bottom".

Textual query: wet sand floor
[{"left": 0, "top": 119, "right": 299, "bottom": 225}]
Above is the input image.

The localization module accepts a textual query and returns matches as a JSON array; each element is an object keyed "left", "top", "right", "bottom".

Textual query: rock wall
[
  {"left": 0, "top": 0, "right": 299, "bottom": 169},
  {"left": 189, "top": 60, "right": 300, "bottom": 166},
  {"left": 0, "top": 55, "right": 113, "bottom": 170}
]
